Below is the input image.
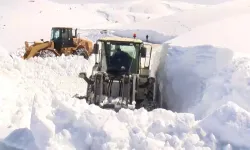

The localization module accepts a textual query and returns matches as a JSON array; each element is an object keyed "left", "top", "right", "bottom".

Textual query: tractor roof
[
  {"left": 52, "top": 27, "right": 73, "bottom": 29},
  {"left": 98, "top": 37, "right": 143, "bottom": 43}
]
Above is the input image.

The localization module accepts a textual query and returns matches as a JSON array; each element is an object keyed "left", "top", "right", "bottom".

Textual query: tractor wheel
[
  {"left": 139, "top": 81, "right": 157, "bottom": 111},
  {"left": 74, "top": 48, "right": 89, "bottom": 59},
  {"left": 36, "top": 50, "right": 57, "bottom": 58}
]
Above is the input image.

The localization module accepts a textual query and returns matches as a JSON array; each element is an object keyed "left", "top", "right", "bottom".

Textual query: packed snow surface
[{"left": 1, "top": 0, "right": 250, "bottom": 149}]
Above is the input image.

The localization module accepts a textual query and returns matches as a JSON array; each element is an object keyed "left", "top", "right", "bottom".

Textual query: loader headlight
[{"left": 121, "top": 66, "right": 125, "bottom": 70}]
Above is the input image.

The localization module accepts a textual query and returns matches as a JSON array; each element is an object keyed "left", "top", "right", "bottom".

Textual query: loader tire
[
  {"left": 36, "top": 50, "right": 57, "bottom": 58},
  {"left": 94, "top": 73, "right": 103, "bottom": 105},
  {"left": 155, "top": 81, "right": 162, "bottom": 108},
  {"left": 74, "top": 48, "right": 89, "bottom": 59}
]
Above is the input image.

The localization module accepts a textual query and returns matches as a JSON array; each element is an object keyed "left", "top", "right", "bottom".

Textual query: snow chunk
[
  {"left": 199, "top": 101, "right": 250, "bottom": 148},
  {"left": 3, "top": 128, "right": 38, "bottom": 150}
]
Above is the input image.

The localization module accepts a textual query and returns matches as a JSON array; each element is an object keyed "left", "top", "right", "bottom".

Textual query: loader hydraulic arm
[{"left": 79, "top": 72, "right": 94, "bottom": 84}]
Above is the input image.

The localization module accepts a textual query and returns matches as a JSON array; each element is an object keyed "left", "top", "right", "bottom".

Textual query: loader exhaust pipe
[{"left": 75, "top": 28, "right": 78, "bottom": 38}]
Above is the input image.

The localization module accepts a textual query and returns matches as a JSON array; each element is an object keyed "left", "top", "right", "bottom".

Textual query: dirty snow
[{"left": 0, "top": 0, "right": 250, "bottom": 149}]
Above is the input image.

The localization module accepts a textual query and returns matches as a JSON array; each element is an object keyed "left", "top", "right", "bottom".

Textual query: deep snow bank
[
  {"left": 156, "top": 12, "right": 250, "bottom": 119},
  {"left": 158, "top": 45, "right": 233, "bottom": 114}
]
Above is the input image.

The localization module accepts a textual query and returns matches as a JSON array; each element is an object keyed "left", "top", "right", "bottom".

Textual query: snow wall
[{"left": 156, "top": 42, "right": 250, "bottom": 123}]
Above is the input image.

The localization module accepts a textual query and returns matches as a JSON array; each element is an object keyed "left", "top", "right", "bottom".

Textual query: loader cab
[
  {"left": 50, "top": 27, "right": 76, "bottom": 52},
  {"left": 93, "top": 37, "right": 148, "bottom": 75}
]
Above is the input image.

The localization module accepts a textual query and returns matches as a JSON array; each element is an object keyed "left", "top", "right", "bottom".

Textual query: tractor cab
[
  {"left": 50, "top": 27, "right": 77, "bottom": 51},
  {"left": 92, "top": 37, "right": 147, "bottom": 76}
]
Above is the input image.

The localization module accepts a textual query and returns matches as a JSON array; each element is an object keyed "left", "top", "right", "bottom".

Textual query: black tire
[
  {"left": 155, "top": 81, "right": 161, "bottom": 108},
  {"left": 93, "top": 73, "right": 103, "bottom": 105},
  {"left": 36, "top": 50, "right": 57, "bottom": 58},
  {"left": 73, "top": 48, "right": 89, "bottom": 59}
]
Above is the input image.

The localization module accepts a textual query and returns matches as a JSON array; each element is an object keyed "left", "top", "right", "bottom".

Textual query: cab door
[{"left": 61, "top": 28, "right": 74, "bottom": 48}]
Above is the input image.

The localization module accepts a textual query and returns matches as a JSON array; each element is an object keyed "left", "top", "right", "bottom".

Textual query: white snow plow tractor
[{"left": 74, "top": 36, "right": 159, "bottom": 111}]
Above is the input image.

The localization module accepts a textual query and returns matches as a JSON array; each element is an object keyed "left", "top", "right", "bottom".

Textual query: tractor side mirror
[
  {"left": 93, "top": 43, "right": 99, "bottom": 54},
  {"left": 140, "top": 46, "right": 147, "bottom": 58}
]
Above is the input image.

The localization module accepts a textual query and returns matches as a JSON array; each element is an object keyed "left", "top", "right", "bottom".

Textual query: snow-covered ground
[{"left": 1, "top": 0, "right": 250, "bottom": 149}]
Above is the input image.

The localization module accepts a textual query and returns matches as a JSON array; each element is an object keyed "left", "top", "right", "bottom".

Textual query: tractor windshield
[
  {"left": 106, "top": 42, "right": 139, "bottom": 74},
  {"left": 50, "top": 28, "right": 60, "bottom": 40}
]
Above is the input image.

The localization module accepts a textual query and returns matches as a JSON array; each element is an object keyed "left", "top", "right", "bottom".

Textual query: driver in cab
[{"left": 110, "top": 47, "right": 132, "bottom": 72}]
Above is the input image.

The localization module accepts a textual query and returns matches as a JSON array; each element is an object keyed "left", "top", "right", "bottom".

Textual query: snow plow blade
[{"left": 23, "top": 41, "right": 59, "bottom": 59}]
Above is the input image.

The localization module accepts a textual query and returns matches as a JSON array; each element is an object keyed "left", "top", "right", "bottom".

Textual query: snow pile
[
  {"left": 199, "top": 101, "right": 250, "bottom": 149},
  {"left": 5, "top": 95, "right": 250, "bottom": 149},
  {"left": 0, "top": 55, "right": 94, "bottom": 149},
  {"left": 0, "top": 55, "right": 94, "bottom": 128},
  {"left": 45, "top": 107, "right": 202, "bottom": 150},
  {"left": 188, "top": 57, "right": 250, "bottom": 119},
  {"left": 3, "top": 128, "right": 38, "bottom": 150},
  {"left": 5, "top": 100, "right": 208, "bottom": 150},
  {"left": 157, "top": 12, "right": 250, "bottom": 119}
]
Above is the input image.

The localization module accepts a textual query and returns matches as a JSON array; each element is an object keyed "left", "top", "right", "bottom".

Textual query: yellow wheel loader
[{"left": 23, "top": 27, "right": 94, "bottom": 60}]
